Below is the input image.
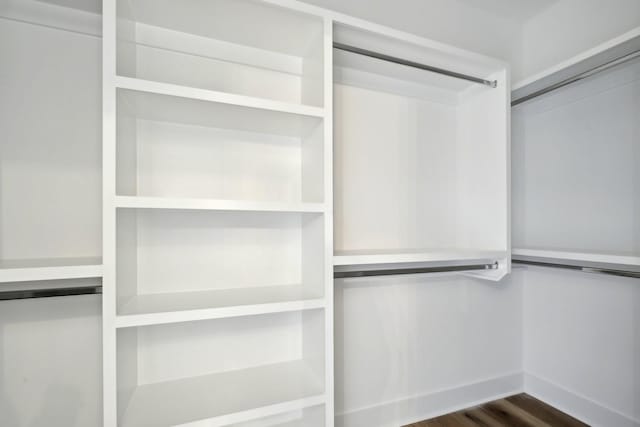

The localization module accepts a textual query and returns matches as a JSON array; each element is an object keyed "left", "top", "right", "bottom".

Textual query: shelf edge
[
  {"left": 115, "top": 76, "right": 326, "bottom": 118},
  {"left": 0, "top": 264, "right": 104, "bottom": 283},
  {"left": 115, "top": 196, "right": 326, "bottom": 213},
  {"left": 115, "top": 298, "right": 327, "bottom": 328}
]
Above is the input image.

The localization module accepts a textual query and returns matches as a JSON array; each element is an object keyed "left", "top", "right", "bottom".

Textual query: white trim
[
  {"left": 524, "top": 373, "right": 640, "bottom": 427},
  {"left": 335, "top": 373, "right": 524, "bottom": 427}
]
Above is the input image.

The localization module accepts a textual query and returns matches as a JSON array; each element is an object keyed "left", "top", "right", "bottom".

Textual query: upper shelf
[
  {"left": 115, "top": 0, "right": 326, "bottom": 108},
  {"left": 115, "top": 77, "right": 325, "bottom": 120},
  {"left": 334, "top": 249, "right": 507, "bottom": 267},
  {"left": 0, "top": 257, "right": 103, "bottom": 283},
  {"left": 332, "top": 22, "right": 504, "bottom": 104},
  {"left": 512, "top": 27, "right": 640, "bottom": 102}
]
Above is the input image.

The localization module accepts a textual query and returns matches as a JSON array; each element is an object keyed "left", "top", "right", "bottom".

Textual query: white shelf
[
  {"left": 0, "top": 257, "right": 103, "bottom": 283},
  {"left": 116, "top": 196, "right": 325, "bottom": 214},
  {"left": 333, "top": 249, "right": 506, "bottom": 266},
  {"left": 116, "top": 285, "right": 325, "bottom": 328},
  {"left": 512, "top": 248, "right": 640, "bottom": 267},
  {"left": 115, "top": 76, "right": 325, "bottom": 119},
  {"left": 120, "top": 361, "right": 325, "bottom": 427}
]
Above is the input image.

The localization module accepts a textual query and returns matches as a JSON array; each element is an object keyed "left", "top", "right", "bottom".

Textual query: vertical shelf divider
[
  {"left": 102, "top": 0, "right": 117, "bottom": 425},
  {"left": 322, "top": 16, "right": 335, "bottom": 427}
]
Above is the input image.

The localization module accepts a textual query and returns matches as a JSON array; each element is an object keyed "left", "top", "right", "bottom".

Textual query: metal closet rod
[
  {"left": 512, "top": 259, "right": 640, "bottom": 279},
  {"left": 512, "top": 48, "right": 640, "bottom": 106},
  {"left": 333, "top": 42, "right": 498, "bottom": 88},
  {"left": 334, "top": 262, "right": 498, "bottom": 279},
  {"left": 0, "top": 285, "right": 102, "bottom": 301}
]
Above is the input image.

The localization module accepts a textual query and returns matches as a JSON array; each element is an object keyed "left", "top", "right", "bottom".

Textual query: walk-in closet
[{"left": 1, "top": 1, "right": 638, "bottom": 426}]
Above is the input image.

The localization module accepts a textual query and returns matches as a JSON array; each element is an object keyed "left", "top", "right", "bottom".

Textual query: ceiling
[
  {"left": 455, "top": 0, "right": 558, "bottom": 21},
  {"left": 36, "top": 0, "right": 559, "bottom": 22},
  {"left": 36, "top": 0, "right": 101, "bottom": 14}
]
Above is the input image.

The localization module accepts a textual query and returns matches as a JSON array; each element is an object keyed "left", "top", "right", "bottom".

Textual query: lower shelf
[
  {"left": 512, "top": 248, "right": 640, "bottom": 269},
  {"left": 0, "top": 257, "right": 103, "bottom": 283},
  {"left": 120, "top": 361, "right": 325, "bottom": 427},
  {"left": 333, "top": 248, "right": 506, "bottom": 267},
  {"left": 228, "top": 404, "right": 325, "bottom": 427},
  {"left": 116, "top": 285, "right": 325, "bottom": 327}
]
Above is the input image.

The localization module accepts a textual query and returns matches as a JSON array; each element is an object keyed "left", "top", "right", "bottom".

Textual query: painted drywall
[
  {"left": 511, "top": 57, "right": 640, "bottom": 253},
  {"left": 513, "top": 52, "right": 640, "bottom": 427},
  {"left": 522, "top": 268, "right": 640, "bottom": 427},
  {"left": 0, "top": 294, "right": 102, "bottom": 427},
  {"left": 519, "top": 0, "right": 640, "bottom": 84},
  {"left": 0, "top": 10, "right": 103, "bottom": 427},
  {"left": 335, "top": 273, "right": 523, "bottom": 426}
]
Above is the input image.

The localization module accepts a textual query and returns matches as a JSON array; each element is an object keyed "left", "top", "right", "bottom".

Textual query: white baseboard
[
  {"left": 335, "top": 372, "right": 524, "bottom": 427},
  {"left": 524, "top": 373, "right": 640, "bottom": 427}
]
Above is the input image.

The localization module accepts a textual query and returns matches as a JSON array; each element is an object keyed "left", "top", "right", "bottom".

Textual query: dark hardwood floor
[{"left": 404, "top": 394, "right": 589, "bottom": 427}]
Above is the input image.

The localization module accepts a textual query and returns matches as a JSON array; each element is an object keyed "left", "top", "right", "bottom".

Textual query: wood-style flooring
[{"left": 404, "top": 394, "right": 589, "bottom": 427}]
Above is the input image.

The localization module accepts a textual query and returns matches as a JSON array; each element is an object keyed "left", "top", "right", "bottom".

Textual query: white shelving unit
[
  {"left": 102, "top": 0, "right": 510, "bottom": 424},
  {"left": 331, "top": 22, "right": 510, "bottom": 280},
  {"left": 103, "top": 0, "right": 333, "bottom": 425}
]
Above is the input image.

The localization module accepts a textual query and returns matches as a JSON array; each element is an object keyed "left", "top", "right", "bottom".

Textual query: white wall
[
  {"left": 518, "top": 0, "right": 640, "bottom": 84},
  {"left": 0, "top": 5, "right": 103, "bottom": 427},
  {"left": 0, "top": 294, "right": 102, "bottom": 427},
  {"left": 522, "top": 268, "right": 640, "bottom": 427},
  {"left": 335, "top": 273, "right": 523, "bottom": 426},
  {"left": 511, "top": 57, "right": 640, "bottom": 253},
  {"left": 513, "top": 41, "right": 640, "bottom": 427}
]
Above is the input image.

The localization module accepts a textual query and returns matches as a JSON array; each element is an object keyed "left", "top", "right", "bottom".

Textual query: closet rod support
[
  {"left": 333, "top": 42, "right": 498, "bottom": 88},
  {"left": 334, "top": 262, "right": 498, "bottom": 279},
  {"left": 0, "top": 285, "right": 102, "bottom": 301},
  {"left": 512, "top": 259, "right": 640, "bottom": 279},
  {"left": 512, "top": 49, "right": 640, "bottom": 106}
]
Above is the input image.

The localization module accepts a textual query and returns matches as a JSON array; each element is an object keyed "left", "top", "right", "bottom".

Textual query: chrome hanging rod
[
  {"left": 334, "top": 262, "right": 498, "bottom": 279},
  {"left": 333, "top": 42, "right": 498, "bottom": 88},
  {"left": 0, "top": 285, "right": 102, "bottom": 301},
  {"left": 512, "top": 49, "right": 640, "bottom": 106},
  {"left": 512, "top": 259, "right": 640, "bottom": 279}
]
